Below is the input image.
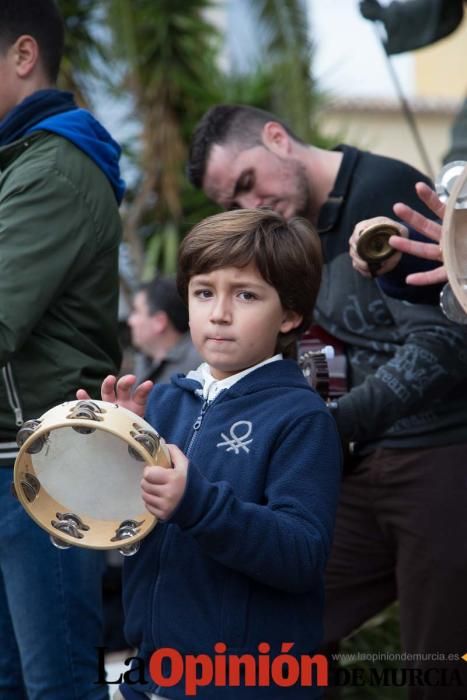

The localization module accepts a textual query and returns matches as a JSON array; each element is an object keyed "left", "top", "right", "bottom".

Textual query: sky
[
  {"left": 307, "top": 0, "right": 413, "bottom": 100},
  {"left": 226, "top": 0, "right": 413, "bottom": 101},
  {"left": 94, "top": 0, "right": 415, "bottom": 186}
]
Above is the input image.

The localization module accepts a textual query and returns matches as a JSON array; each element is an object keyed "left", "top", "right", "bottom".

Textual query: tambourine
[
  {"left": 356, "top": 222, "right": 401, "bottom": 276},
  {"left": 13, "top": 400, "right": 171, "bottom": 556},
  {"left": 440, "top": 162, "right": 467, "bottom": 322}
]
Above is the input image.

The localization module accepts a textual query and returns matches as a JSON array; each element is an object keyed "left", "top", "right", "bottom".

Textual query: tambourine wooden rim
[
  {"left": 13, "top": 400, "right": 171, "bottom": 551},
  {"left": 442, "top": 163, "right": 467, "bottom": 314}
]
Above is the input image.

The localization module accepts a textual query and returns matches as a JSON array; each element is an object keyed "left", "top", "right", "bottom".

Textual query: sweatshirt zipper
[
  {"left": 2, "top": 364, "right": 24, "bottom": 426},
  {"left": 151, "top": 398, "right": 209, "bottom": 654},
  {"left": 152, "top": 394, "right": 217, "bottom": 663},
  {"left": 185, "top": 398, "right": 210, "bottom": 457}
]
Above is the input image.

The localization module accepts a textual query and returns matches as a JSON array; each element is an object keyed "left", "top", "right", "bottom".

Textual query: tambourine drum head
[
  {"left": 442, "top": 163, "right": 467, "bottom": 314},
  {"left": 32, "top": 429, "right": 148, "bottom": 521},
  {"left": 449, "top": 210, "right": 467, "bottom": 310},
  {"left": 13, "top": 400, "right": 170, "bottom": 551}
]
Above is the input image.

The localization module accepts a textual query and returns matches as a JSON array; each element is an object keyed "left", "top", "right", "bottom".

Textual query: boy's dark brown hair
[{"left": 177, "top": 208, "right": 322, "bottom": 356}]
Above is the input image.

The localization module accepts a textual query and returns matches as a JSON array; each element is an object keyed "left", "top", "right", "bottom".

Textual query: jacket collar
[
  {"left": 0, "top": 132, "right": 44, "bottom": 170},
  {"left": 0, "top": 89, "right": 76, "bottom": 147},
  {"left": 172, "top": 358, "right": 311, "bottom": 398},
  {"left": 317, "top": 145, "right": 360, "bottom": 235}
]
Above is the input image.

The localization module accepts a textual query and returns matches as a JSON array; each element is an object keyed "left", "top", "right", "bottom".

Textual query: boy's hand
[
  {"left": 76, "top": 374, "right": 154, "bottom": 418},
  {"left": 141, "top": 444, "right": 188, "bottom": 521}
]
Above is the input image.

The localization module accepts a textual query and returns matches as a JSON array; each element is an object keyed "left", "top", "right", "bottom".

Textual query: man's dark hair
[
  {"left": 0, "top": 0, "right": 64, "bottom": 83},
  {"left": 187, "top": 104, "right": 304, "bottom": 190},
  {"left": 140, "top": 275, "right": 189, "bottom": 335}
]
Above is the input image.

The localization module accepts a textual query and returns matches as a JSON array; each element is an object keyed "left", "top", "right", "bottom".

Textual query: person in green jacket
[{"left": 0, "top": 1, "right": 124, "bottom": 698}]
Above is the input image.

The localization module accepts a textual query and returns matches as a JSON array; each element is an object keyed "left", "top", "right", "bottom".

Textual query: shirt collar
[
  {"left": 317, "top": 145, "right": 359, "bottom": 234},
  {"left": 187, "top": 354, "right": 283, "bottom": 402}
]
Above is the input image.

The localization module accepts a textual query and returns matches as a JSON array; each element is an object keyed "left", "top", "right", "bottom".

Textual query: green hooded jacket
[{"left": 0, "top": 131, "right": 122, "bottom": 442}]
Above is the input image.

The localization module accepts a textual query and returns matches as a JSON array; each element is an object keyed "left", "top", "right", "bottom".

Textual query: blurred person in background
[{"left": 129, "top": 275, "right": 202, "bottom": 384}]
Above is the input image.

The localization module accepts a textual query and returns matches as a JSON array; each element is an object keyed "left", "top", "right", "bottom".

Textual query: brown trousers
[{"left": 323, "top": 443, "right": 467, "bottom": 700}]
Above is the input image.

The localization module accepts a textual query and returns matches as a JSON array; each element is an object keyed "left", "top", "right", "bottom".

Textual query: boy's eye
[
  {"left": 238, "top": 291, "right": 256, "bottom": 301},
  {"left": 193, "top": 289, "right": 212, "bottom": 299}
]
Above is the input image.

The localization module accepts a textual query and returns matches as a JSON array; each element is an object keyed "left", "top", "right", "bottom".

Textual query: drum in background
[
  {"left": 13, "top": 400, "right": 171, "bottom": 556},
  {"left": 299, "top": 324, "right": 347, "bottom": 401},
  {"left": 299, "top": 345, "right": 333, "bottom": 400},
  {"left": 441, "top": 161, "right": 467, "bottom": 319}
]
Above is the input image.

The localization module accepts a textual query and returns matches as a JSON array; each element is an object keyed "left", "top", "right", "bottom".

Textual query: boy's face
[{"left": 188, "top": 262, "right": 301, "bottom": 380}]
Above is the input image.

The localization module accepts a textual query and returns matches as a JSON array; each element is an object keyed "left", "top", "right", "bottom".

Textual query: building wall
[
  {"left": 414, "top": 15, "right": 467, "bottom": 99},
  {"left": 220, "top": 0, "right": 464, "bottom": 178},
  {"left": 317, "top": 101, "right": 455, "bottom": 178},
  {"left": 310, "top": 1, "right": 466, "bottom": 178}
]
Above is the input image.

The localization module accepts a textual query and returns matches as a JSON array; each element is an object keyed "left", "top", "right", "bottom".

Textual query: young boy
[{"left": 85, "top": 208, "right": 341, "bottom": 699}]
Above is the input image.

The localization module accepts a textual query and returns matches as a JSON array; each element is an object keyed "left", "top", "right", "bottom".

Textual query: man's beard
[{"left": 292, "top": 159, "right": 313, "bottom": 219}]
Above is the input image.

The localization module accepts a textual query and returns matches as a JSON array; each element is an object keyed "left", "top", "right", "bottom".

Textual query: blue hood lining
[{"left": 28, "top": 109, "right": 125, "bottom": 204}]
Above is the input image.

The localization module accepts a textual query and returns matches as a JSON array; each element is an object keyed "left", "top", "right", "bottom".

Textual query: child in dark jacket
[{"left": 87, "top": 209, "right": 341, "bottom": 699}]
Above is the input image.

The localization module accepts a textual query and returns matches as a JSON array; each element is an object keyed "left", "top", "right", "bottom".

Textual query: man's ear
[
  {"left": 151, "top": 310, "right": 169, "bottom": 334},
  {"left": 261, "top": 121, "right": 292, "bottom": 156},
  {"left": 280, "top": 310, "right": 303, "bottom": 334},
  {"left": 13, "top": 35, "right": 40, "bottom": 79}
]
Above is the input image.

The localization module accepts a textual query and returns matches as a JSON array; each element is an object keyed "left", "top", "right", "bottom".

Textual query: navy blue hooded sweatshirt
[{"left": 120, "top": 359, "right": 342, "bottom": 699}]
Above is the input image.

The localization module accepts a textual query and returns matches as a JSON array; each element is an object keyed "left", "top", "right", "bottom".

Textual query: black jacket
[{"left": 316, "top": 145, "right": 467, "bottom": 452}]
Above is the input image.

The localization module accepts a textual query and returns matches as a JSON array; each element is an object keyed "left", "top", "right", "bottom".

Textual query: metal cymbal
[
  {"left": 435, "top": 160, "right": 467, "bottom": 206},
  {"left": 356, "top": 222, "right": 401, "bottom": 274}
]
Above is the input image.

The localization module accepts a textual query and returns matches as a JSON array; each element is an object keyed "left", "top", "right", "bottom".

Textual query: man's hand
[
  {"left": 141, "top": 444, "right": 188, "bottom": 521},
  {"left": 76, "top": 374, "right": 154, "bottom": 418},
  {"left": 349, "top": 216, "right": 408, "bottom": 278},
  {"left": 392, "top": 182, "right": 446, "bottom": 286}
]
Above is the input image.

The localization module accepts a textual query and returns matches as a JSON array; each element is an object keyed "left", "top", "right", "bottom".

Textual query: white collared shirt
[{"left": 186, "top": 354, "right": 283, "bottom": 402}]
